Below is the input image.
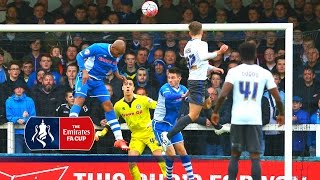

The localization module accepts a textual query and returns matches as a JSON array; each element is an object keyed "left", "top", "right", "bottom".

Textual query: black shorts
[
  {"left": 230, "top": 124, "right": 263, "bottom": 153},
  {"left": 187, "top": 80, "right": 208, "bottom": 105}
]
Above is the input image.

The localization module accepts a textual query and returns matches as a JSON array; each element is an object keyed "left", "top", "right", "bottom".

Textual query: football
[{"left": 141, "top": 1, "right": 158, "bottom": 17}]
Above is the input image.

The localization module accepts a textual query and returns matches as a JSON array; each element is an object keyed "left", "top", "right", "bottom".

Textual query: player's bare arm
[
  {"left": 269, "top": 88, "right": 285, "bottom": 126},
  {"left": 114, "top": 71, "right": 127, "bottom": 82}
]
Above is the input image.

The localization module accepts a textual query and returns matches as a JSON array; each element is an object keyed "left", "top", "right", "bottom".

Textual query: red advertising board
[{"left": 0, "top": 160, "right": 316, "bottom": 179}]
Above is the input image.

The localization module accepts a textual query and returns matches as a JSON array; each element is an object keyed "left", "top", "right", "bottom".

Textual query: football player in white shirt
[
  {"left": 161, "top": 21, "right": 228, "bottom": 148},
  {"left": 211, "top": 42, "right": 284, "bottom": 180}
]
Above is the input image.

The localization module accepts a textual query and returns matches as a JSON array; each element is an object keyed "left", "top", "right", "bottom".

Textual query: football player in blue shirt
[
  {"left": 152, "top": 67, "right": 194, "bottom": 180},
  {"left": 69, "top": 40, "right": 129, "bottom": 150}
]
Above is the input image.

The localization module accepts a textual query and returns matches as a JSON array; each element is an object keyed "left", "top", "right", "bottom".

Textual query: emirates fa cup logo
[{"left": 31, "top": 120, "right": 54, "bottom": 148}]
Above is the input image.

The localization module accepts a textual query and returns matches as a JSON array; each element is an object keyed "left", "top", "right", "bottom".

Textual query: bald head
[{"left": 111, "top": 40, "right": 126, "bottom": 58}]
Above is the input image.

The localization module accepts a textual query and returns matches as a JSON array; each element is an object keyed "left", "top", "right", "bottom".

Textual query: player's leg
[
  {"left": 166, "top": 80, "right": 206, "bottom": 140},
  {"left": 147, "top": 135, "right": 166, "bottom": 177},
  {"left": 128, "top": 137, "right": 145, "bottom": 180},
  {"left": 92, "top": 80, "right": 129, "bottom": 150},
  {"left": 228, "top": 125, "right": 243, "bottom": 180},
  {"left": 172, "top": 132, "right": 194, "bottom": 180},
  {"left": 69, "top": 75, "right": 87, "bottom": 117},
  {"left": 152, "top": 121, "right": 174, "bottom": 179},
  {"left": 246, "top": 125, "right": 263, "bottom": 180}
]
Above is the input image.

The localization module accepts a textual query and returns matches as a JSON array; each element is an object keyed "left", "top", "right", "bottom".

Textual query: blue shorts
[
  {"left": 74, "top": 74, "right": 110, "bottom": 103},
  {"left": 152, "top": 120, "right": 184, "bottom": 147}
]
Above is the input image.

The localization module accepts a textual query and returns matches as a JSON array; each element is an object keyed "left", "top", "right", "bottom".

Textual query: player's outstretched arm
[{"left": 114, "top": 71, "right": 127, "bottom": 82}]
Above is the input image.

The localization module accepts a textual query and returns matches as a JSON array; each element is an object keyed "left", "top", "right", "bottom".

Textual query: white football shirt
[
  {"left": 225, "top": 64, "right": 277, "bottom": 125},
  {"left": 184, "top": 39, "right": 217, "bottom": 80}
]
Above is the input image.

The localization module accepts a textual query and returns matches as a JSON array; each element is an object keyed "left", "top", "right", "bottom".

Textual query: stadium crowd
[{"left": 0, "top": 0, "right": 320, "bottom": 156}]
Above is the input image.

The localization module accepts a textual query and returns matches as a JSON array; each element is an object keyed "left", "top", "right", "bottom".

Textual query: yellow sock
[
  {"left": 129, "top": 164, "right": 141, "bottom": 180},
  {"left": 158, "top": 161, "right": 166, "bottom": 177}
]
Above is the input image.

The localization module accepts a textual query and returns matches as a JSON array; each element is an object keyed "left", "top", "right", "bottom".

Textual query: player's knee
[
  {"left": 74, "top": 97, "right": 85, "bottom": 106},
  {"left": 128, "top": 162, "right": 137, "bottom": 168},
  {"left": 102, "top": 101, "right": 113, "bottom": 111},
  {"left": 250, "top": 152, "right": 260, "bottom": 159}
]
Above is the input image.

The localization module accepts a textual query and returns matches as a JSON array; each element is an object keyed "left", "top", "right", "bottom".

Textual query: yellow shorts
[{"left": 129, "top": 133, "right": 162, "bottom": 154}]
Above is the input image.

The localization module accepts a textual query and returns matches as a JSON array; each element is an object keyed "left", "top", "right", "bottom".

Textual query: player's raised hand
[
  {"left": 219, "top": 44, "right": 229, "bottom": 53},
  {"left": 213, "top": 67, "right": 224, "bottom": 74},
  {"left": 82, "top": 70, "right": 90, "bottom": 85},
  {"left": 210, "top": 112, "right": 220, "bottom": 126},
  {"left": 277, "top": 115, "right": 285, "bottom": 126}
]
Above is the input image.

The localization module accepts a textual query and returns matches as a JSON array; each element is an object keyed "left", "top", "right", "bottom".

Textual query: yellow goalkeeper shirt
[{"left": 114, "top": 94, "right": 157, "bottom": 138}]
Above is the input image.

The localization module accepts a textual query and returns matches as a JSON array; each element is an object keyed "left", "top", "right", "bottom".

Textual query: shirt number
[
  {"left": 239, "top": 81, "right": 258, "bottom": 100},
  {"left": 186, "top": 54, "right": 195, "bottom": 69}
]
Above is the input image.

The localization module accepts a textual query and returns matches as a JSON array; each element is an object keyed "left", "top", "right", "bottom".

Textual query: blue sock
[
  {"left": 69, "top": 104, "right": 81, "bottom": 117},
  {"left": 165, "top": 157, "right": 174, "bottom": 180},
  {"left": 105, "top": 111, "right": 123, "bottom": 140},
  {"left": 181, "top": 155, "right": 194, "bottom": 180}
]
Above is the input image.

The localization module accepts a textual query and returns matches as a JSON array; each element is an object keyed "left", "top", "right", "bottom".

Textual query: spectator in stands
[
  {"left": 301, "top": 36, "right": 316, "bottom": 66},
  {"left": 161, "top": 31, "right": 178, "bottom": 53},
  {"left": 119, "top": 51, "right": 137, "bottom": 80},
  {"left": 209, "top": 72, "right": 223, "bottom": 93},
  {"left": 227, "top": 0, "right": 248, "bottom": 23},
  {"left": 304, "top": 3, "right": 320, "bottom": 32},
  {"left": 104, "top": 72, "right": 123, "bottom": 103},
  {"left": 63, "top": 45, "right": 78, "bottom": 71},
  {"left": 112, "top": 0, "right": 122, "bottom": 13},
  {"left": 248, "top": 7, "right": 261, "bottom": 23},
  {"left": 180, "top": 7, "right": 194, "bottom": 24},
  {"left": 305, "top": 47, "right": 320, "bottom": 81},
  {"left": 61, "top": 63, "right": 78, "bottom": 91},
  {"left": 275, "top": 55, "right": 286, "bottom": 92},
  {"left": 153, "top": 48, "right": 164, "bottom": 62},
  {"left": 44, "top": 15, "right": 70, "bottom": 52},
  {"left": 292, "top": 96, "right": 310, "bottom": 156},
  {"left": 215, "top": 8, "right": 228, "bottom": 23},
  {"left": 26, "top": 3, "right": 52, "bottom": 24},
  {"left": 0, "top": 0, "right": 7, "bottom": 23},
  {"left": 136, "top": 47, "right": 151, "bottom": 70},
  {"left": 195, "top": 0, "right": 213, "bottom": 23},
  {"left": 33, "top": 68, "right": 45, "bottom": 88},
  {"left": 272, "top": 2, "right": 288, "bottom": 23},
  {"left": 4, "top": 61, "right": 29, "bottom": 94},
  {"left": 27, "top": 54, "right": 62, "bottom": 88},
  {"left": 23, "top": 38, "right": 43, "bottom": 72},
  {"left": 0, "top": 49, "right": 7, "bottom": 84},
  {"left": 135, "top": 86, "right": 148, "bottom": 96},
  {"left": 96, "top": 0, "right": 112, "bottom": 19},
  {"left": 6, "top": 81, "right": 35, "bottom": 153},
  {"left": 293, "top": 28, "right": 304, "bottom": 63},
  {"left": 1, "top": 6, "right": 19, "bottom": 24},
  {"left": 294, "top": 67, "right": 320, "bottom": 115},
  {"left": 31, "top": 72, "right": 65, "bottom": 116},
  {"left": 299, "top": 2, "right": 314, "bottom": 31},
  {"left": 288, "top": 15, "right": 300, "bottom": 29},
  {"left": 50, "top": 46, "right": 64, "bottom": 74},
  {"left": 36, "top": 0, "right": 53, "bottom": 18},
  {"left": 107, "top": 11, "right": 120, "bottom": 24},
  {"left": 263, "top": 71, "right": 285, "bottom": 156},
  {"left": 260, "top": 0, "right": 274, "bottom": 22},
  {"left": 151, "top": 59, "right": 166, "bottom": 91},
  {"left": 56, "top": 89, "right": 90, "bottom": 117},
  {"left": 139, "top": 33, "right": 160, "bottom": 64},
  {"left": 51, "top": 0, "right": 74, "bottom": 23},
  {"left": 261, "top": 48, "right": 276, "bottom": 72},
  {"left": 7, "top": 0, "right": 33, "bottom": 23},
  {"left": 260, "top": 31, "right": 284, "bottom": 55},
  {"left": 0, "top": 31, "right": 26, "bottom": 60},
  {"left": 71, "top": 33, "right": 85, "bottom": 52},
  {"left": 164, "top": 49, "right": 177, "bottom": 68},
  {"left": 135, "top": 67, "right": 157, "bottom": 100},
  {"left": 119, "top": 0, "right": 137, "bottom": 24},
  {"left": 71, "top": 4, "right": 89, "bottom": 24},
  {"left": 20, "top": 60, "right": 33, "bottom": 83},
  {"left": 156, "top": 0, "right": 180, "bottom": 24},
  {"left": 87, "top": 3, "right": 101, "bottom": 24}
]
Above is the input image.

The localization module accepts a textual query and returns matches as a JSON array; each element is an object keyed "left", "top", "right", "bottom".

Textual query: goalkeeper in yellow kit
[{"left": 114, "top": 78, "right": 166, "bottom": 180}]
